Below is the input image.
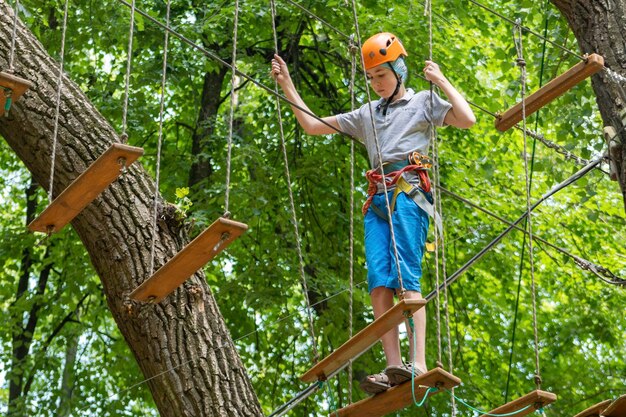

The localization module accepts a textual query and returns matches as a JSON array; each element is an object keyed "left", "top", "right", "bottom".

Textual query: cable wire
[
  {"left": 425, "top": 155, "right": 604, "bottom": 301},
  {"left": 467, "top": 0, "right": 584, "bottom": 61},
  {"left": 116, "top": 0, "right": 359, "bottom": 144},
  {"left": 282, "top": 0, "right": 351, "bottom": 40}
]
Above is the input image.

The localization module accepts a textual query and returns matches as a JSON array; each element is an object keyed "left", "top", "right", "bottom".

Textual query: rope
[
  {"left": 409, "top": 317, "right": 439, "bottom": 407},
  {"left": 47, "top": 0, "right": 70, "bottom": 208},
  {"left": 467, "top": 0, "right": 584, "bottom": 61},
  {"left": 409, "top": 2, "right": 605, "bottom": 172},
  {"left": 116, "top": 0, "right": 359, "bottom": 144},
  {"left": 121, "top": 0, "right": 137, "bottom": 141},
  {"left": 269, "top": 382, "right": 323, "bottom": 417},
  {"left": 448, "top": 390, "right": 537, "bottom": 417},
  {"left": 439, "top": 188, "right": 625, "bottom": 283},
  {"left": 348, "top": 0, "right": 405, "bottom": 295},
  {"left": 324, "top": 380, "right": 339, "bottom": 416},
  {"left": 513, "top": 20, "right": 542, "bottom": 390},
  {"left": 506, "top": 4, "right": 549, "bottom": 400},
  {"left": 8, "top": 0, "right": 19, "bottom": 71},
  {"left": 224, "top": 0, "right": 240, "bottom": 215},
  {"left": 269, "top": 0, "right": 319, "bottom": 362},
  {"left": 282, "top": 0, "right": 350, "bottom": 40},
  {"left": 75, "top": 274, "right": 367, "bottom": 415},
  {"left": 424, "top": 2, "right": 456, "bottom": 413},
  {"left": 516, "top": 126, "right": 591, "bottom": 166},
  {"left": 437, "top": 186, "right": 625, "bottom": 285},
  {"left": 425, "top": 155, "right": 605, "bottom": 300},
  {"left": 347, "top": 34, "right": 358, "bottom": 406},
  {"left": 149, "top": 0, "right": 171, "bottom": 276},
  {"left": 424, "top": 0, "right": 444, "bottom": 368}
]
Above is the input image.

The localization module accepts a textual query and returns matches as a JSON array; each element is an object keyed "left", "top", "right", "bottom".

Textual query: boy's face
[{"left": 366, "top": 65, "right": 399, "bottom": 99}]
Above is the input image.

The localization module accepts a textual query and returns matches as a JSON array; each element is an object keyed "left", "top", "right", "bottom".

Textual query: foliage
[{"left": 1, "top": 0, "right": 624, "bottom": 416}]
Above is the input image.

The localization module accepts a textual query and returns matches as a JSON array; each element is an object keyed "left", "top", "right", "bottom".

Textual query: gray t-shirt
[{"left": 336, "top": 88, "right": 452, "bottom": 168}]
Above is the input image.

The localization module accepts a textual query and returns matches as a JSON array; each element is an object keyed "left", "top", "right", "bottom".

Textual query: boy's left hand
[{"left": 423, "top": 60, "right": 446, "bottom": 85}]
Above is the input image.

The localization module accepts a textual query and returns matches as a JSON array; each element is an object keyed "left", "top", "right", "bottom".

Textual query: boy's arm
[
  {"left": 424, "top": 61, "right": 476, "bottom": 129},
  {"left": 271, "top": 54, "right": 341, "bottom": 136}
]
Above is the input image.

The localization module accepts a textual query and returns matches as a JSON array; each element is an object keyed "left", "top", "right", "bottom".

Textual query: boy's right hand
[{"left": 271, "top": 54, "right": 291, "bottom": 87}]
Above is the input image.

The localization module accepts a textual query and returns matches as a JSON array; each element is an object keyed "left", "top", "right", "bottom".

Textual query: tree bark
[
  {"left": 0, "top": 2, "right": 263, "bottom": 416},
  {"left": 552, "top": 0, "right": 626, "bottom": 211}
]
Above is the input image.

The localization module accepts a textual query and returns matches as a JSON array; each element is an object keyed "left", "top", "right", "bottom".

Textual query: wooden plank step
[
  {"left": 603, "top": 395, "right": 626, "bottom": 417},
  {"left": 130, "top": 216, "right": 248, "bottom": 303},
  {"left": 0, "top": 71, "right": 34, "bottom": 116},
  {"left": 301, "top": 299, "right": 427, "bottom": 383},
  {"left": 332, "top": 367, "right": 460, "bottom": 417},
  {"left": 480, "top": 390, "right": 557, "bottom": 417},
  {"left": 573, "top": 400, "right": 612, "bottom": 417},
  {"left": 28, "top": 143, "right": 143, "bottom": 233},
  {"left": 495, "top": 53, "right": 604, "bottom": 132}
]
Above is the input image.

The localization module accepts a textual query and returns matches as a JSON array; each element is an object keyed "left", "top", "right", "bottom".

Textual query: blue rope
[
  {"left": 323, "top": 380, "right": 339, "bottom": 417},
  {"left": 4, "top": 93, "right": 12, "bottom": 116},
  {"left": 448, "top": 389, "right": 546, "bottom": 417},
  {"left": 408, "top": 317, "right": 437, "bottom": 407}
]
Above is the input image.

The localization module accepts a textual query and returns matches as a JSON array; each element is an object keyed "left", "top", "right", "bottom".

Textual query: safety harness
[{"left": 363, "top": 151, "right": 443, "bottom": 235}]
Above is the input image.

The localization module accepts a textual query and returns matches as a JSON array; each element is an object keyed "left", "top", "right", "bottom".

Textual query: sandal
[
  {"left": 385, "top": 363, "right": 425, "bottom": 386},
  {"left": 359, "top": 371, "right": 392, "bottom": 395}
]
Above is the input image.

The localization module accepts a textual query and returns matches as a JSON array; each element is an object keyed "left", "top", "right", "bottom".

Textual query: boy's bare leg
[
  {"left": 370, "top": 286, "right": 403, "bottom": 368},
  {"left": 404, "top": 290, "right": 427, "bottom": 373}
]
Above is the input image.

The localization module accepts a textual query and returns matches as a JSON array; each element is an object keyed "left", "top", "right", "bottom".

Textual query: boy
[{"left": 271, "top": 32, "right": 475, "bottom": 394}]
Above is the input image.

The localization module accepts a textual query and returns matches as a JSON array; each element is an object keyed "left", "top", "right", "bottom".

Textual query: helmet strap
[{"left": 381, "top": 64, "right": 402, "bottom": 116}]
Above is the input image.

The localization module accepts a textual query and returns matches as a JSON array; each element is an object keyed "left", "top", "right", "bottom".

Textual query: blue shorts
[{"left": 364, "top": 191, "right": 429, "bottom": 293}]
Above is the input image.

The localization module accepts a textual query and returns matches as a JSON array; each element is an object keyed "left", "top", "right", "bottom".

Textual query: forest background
[{"left": 0, "top": 0, "right": 625, "bottom": 416}]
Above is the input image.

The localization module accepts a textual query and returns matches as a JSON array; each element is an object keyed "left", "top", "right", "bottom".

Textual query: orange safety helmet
[{"left": 361, "top": 32, "right": 408, "bottom": 70}]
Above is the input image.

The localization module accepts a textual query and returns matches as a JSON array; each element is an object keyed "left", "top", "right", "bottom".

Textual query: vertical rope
[
  {"left": 425, "top": 1, "right": 455, "bottom": 413},
  {"left": 121, "top": 0, "right": 137, "bottom": 140},
  {"left": 348, "top": 0, "right": 405, "bottom": 295},
  {"left": 505, "top": 2, "right": 549, "bottom": 400},
  {"left": 224, "top": 0, "right": 240, "bottom": 215},
  {"left": 8, "top": 0, "right": 20, "bottom": 72},
  {"left": 347, "top": 35, "right": 357, "bottom": 405},
  {"left": 48, "top": 0, "right": 70, "bottom": 206},
  {"left": 514, "top": 20, "right": 542, "bottom": 390},
  {"left": 149, "top": 0, "right": 171, "bottom": 276},
  {"left": 269, "top": 0, "right": 319, "bottom": 362},
  {"left": 424, "top": 0, "right": 443, "bottom": 369}
]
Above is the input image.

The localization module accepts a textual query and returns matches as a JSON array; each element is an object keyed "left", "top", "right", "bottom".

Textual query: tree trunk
[
  {"left": 57, "top": 314, "right": 80, "bottom": 417},
  {"left": 0, "top": 2, "right": 263, "bottom": 416},
  {"left": 552, "top": 0, "right": 626, "bottom": 211},
  {"left": 188, "top": 67, "right": 228, "bottom": 188},
  {"left": 7, "top": 180, "right": 39, "bottom": 417}
]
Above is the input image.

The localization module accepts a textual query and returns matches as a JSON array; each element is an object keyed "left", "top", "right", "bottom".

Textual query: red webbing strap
[{"left": 362, "top": 165, "right": 431, "bottom": 215}]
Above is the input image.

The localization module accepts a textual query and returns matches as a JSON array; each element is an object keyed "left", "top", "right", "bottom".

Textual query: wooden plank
[
  {"left": 573, "top": 400, "right": 612, "bottom": 417},
  {"left": 130, "top": 217, "right": 248, "bottom": 303},
  {"left": 28, "top": 143, "right": 143, "bottom": 233},
  {"left": 332, "top": 367, "right": 460, "bottom": 417},
  {"left": 603, "top": 395, "right": 626, "bottom": 417},
  {"left": 480, "top": 390, "right": 557, "bottom": 417},
  {"left": 0, "top": 71, "right": 34, "bottom": 116},
  {"left": 301, "top": 299, "right": 427, "bottom": 383},
  {"left": 495, "top": 53, "right": 604, "bottom": 132}
]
